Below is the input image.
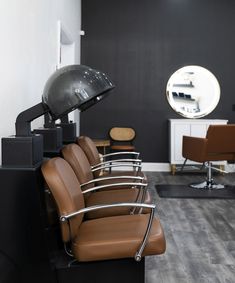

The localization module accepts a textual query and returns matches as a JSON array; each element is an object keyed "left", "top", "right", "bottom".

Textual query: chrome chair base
[
  {"left": 190, "top": 180, "right": 225, "bottom": 190},
  {"left": 189, "top": 161, "right": 226, "bottom": 190}
]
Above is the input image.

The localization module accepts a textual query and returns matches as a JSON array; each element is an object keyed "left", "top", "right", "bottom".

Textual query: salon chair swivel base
[
  {"left": 189, "top": 161, "right": 225, "bottom": 190},
  {"left": 190, "top": 181, "right": 224, "bottom": 190}
]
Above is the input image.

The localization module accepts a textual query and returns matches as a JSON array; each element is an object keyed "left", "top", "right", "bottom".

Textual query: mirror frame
[{"left": 166, "top": 65, "right": 221, "bottom": 118}]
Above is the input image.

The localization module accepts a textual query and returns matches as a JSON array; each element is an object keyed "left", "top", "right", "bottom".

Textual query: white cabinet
[{"left": 169, "top": 119, "right": 228, "bottom": 173}]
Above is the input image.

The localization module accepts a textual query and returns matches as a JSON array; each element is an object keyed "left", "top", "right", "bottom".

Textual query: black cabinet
[{"left": 0, "top": 165, "right": 56, "bottom": 283}]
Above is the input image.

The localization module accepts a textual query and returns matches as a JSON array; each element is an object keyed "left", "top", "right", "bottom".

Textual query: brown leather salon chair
[
  {"left": 77, "top": 135, "right": 146, "bottom": 180},
  {"left": 182, "top": 124, "right": 235, "bottom": 189},
  {"left": 41, "top": 157, "right": 166, "bottom": 263},
  {"left": 109, "top": 127, "right": 136, "bottom": 152},
  {"left": 62, "top": 143, "right": 151, "bottom": 219}
]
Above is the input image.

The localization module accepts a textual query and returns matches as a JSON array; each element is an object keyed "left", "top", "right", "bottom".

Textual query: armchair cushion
[{"left": 73, "top": 214, "right": 165, "bottom": 262}]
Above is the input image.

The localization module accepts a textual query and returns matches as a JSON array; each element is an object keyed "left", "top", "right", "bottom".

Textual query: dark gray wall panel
[{"left": 80, "top": 0, "right": 235, "bottom": 162}]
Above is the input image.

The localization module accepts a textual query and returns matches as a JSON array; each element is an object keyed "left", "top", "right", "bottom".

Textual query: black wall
[{"left": 80, "top": 0, "right": 235, "bottom": 162}]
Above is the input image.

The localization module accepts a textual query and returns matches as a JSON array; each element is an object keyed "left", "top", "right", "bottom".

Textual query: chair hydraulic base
[
  {"left": 190, "top": 180, "right": 225, "bottom": 190},
  {"left": 189, "top": 161, "right": 225, "bottom": 190}
]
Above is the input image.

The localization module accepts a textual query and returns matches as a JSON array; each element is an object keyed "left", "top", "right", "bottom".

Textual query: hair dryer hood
[{"left": 42, "top": 64, "right": 115, "bottom": 119}]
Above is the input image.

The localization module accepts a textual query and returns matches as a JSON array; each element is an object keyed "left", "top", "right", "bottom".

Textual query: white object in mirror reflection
[{"left": 166, "top": 65, "right": 220, "bottom": 118}]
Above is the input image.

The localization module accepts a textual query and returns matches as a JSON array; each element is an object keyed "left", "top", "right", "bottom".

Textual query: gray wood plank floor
[{"left": 145, "top": 172, "right": 235, "bottom": 283}]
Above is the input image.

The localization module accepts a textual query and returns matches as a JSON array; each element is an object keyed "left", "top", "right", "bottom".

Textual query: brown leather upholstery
[
  {"left": 41, "top": 157, "right": 85, "bottom": 243},
  {"left": 183, "top": 124, "right": 235, "bottom": 163},
  {"left": 77, "top": 136, "right": 101, "bottom": 168},
  {"left": 62, "top": 144, "right": 94, "bottom": 190},
  {"left": 182, "top": 136, "right": 208, "bottom": 163},
  {"left": 74, "top": 214, "right": 165, "bottom": 262},
  {"left": 77, "top": 135, "right": 146, "bottom": 180},
  {"left": 41, "top": 157, "right": 166, "bottom": 262},
  {"left": 62, "top": 143, "right": 151, "bottom": 219},
  {"left": 62, "top": 143, "right": 145, "bottom": 187},
  {"left": 93, "top": 169, "right": 147, "bottom": 186},
  {"left": 85, "top": 188, "right": 151, "bottom": 219}
]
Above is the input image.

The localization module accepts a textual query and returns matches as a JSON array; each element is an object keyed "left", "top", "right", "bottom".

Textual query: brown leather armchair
[
  {"left": 62, "top": 143, "right": 151, "bottom": 219},
  {"left": 77, "top": 135, "right": 146, "bottom": 180},
  {"left": 182, "top": 124, "right": 235, "bottom": 189},
  {"left": 41, "top": 157, "right": 166, "bottom": 263}
]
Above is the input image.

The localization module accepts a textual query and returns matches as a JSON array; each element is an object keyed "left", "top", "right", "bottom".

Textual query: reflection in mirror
[{"left": 166, "top": 66, "right": 220, "bottom": 118}]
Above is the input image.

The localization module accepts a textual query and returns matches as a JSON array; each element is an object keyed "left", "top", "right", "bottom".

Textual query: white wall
[{"left": 0, "top": 0, "right": 81, "bottom": 163}]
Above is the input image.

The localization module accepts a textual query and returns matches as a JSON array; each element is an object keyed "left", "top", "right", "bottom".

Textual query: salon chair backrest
[
  {"left": 77, "top": 136, "right": 102, "bottom": 177},
  {"left": 206, "top": 124, "right": 235, "bottom": 160},
  {"left": 182, "top": 124, "right": 235, "bottom": 163},
  {"left": 62, "top": 143, "right": 94, "bottom": 193},
  {"left": 41, "top": 158, "right": 85, "bottom": 243}
]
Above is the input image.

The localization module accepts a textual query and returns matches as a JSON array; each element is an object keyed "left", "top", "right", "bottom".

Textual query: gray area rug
[{"left": 155, "top": 184, "right": 235, "bottom": 198}]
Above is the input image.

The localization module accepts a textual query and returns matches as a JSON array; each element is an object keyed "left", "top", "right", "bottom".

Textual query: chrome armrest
[
  {"left": 60, "top": 202, "right": 155, "bottom": 221},
  {"left": 82, "top": 182, "right": 147, "bottom": 194},
  {"left": 103, "top": 151, "right": 140, "bottom": 160},
  {"left": 91, "top": 163, "right": 142, "bottom": 172},
  {"left": 135, "top": 206, "right": 155, "bottom": 262},
  {"left": 80, "top": 175, "right": 144, "bottom": 188},
  {"left": 91, "top": 158, "right": 142, "bottom": 169},
  {"left": 60, "top": 202, "right": 155, "bottom": 262}
]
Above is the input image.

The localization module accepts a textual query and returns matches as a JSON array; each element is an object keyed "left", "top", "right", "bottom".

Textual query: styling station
[{"left": 0, "top": 65, "right": 166, "bottom": 283}]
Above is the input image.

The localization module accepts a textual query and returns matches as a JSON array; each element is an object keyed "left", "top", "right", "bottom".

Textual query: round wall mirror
[{"left": 166, "top": 65, "right": 220, "bottom": 118}]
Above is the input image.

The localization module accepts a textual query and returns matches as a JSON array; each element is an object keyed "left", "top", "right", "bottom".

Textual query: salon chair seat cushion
[
  {"left": 85, "top": 188, "right": 151, "bottom": 219},
  {"left": 73, "top": 214, "right": 165, "bottom": 262}
]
